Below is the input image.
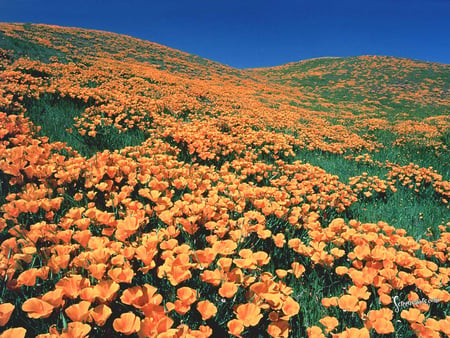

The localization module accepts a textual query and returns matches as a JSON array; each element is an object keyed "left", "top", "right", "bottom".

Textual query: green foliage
[
  {"left": 0, "top": 30, "right": 67, "bottom": 63},
  {"left": 23, "top": 93, "right": 147, "bottom": 157}
]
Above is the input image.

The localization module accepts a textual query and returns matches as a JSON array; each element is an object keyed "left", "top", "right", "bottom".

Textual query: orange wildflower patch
[{"left": 0, "top": 23, "right": 448, "bottom": 337}]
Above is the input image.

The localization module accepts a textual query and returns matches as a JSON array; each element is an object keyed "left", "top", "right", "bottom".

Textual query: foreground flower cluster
[{"left": 0, "top": 23, "right": 449, "bottom": 337}]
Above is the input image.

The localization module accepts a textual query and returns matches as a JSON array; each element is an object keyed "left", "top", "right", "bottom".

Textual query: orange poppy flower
[
  {"left": 107, "top": 266, "right": 135, "bottom": 283},
  {"left": 290, "top": 262, "right": 306, "bottom": 278},
  {"left": 306, "top": 325, "right": 325, "bottom": 338},
  {"left": 281, "top": 296, "right": 300, "bottom": 319},
  {"left": 267, "top": 320, "right": 289, "bottom": 338},
  {"left": 65, "top": 301, "right": 91, "bottom": 322},
  {"left": 93, "top": 279, "right": 120, "bottom": 303},
  {"left": 113, "top": 312, "right": 141, "bottom": 335},
  {"left": 89, "top": 304, "right": 112, "bottom": 326},
  {"left": 200, "top": 269, "right": 223, "bottom": 286},
  {"left": 167, "top": 254, "right": 193, "bottom": 286},
  {"left": 319, "top": 316, "right": 338, "bottom": 334},
  {"left": 349, "top": 286, "right": 371, "bottom": 300},
  {"left": 88, "top": 263, "right": 107, "bottom": 280},
  {"left": 321, "top": 297, "right": 338, "bottom": 308},
  {"left": 335, "top": 266, "right": 348, "bottom": 276},
  {"left": 0, "top": 327, "right": 27, "bottom": 338},
  {"left": 22, "top": 298, "right": 54, "bottom": 319},
  {"left": 400, "top": 308, "right": 425, "bottom": 323},
  {"left": 174, "top": 300, "right": 191, "bottom": 315},
  {"left": 41, "top": 289, "right": 65, "bottom": 308},
  {"left": 0, "top": 303, "right": 14, "bottom": 326},
  {"left": 275, "top": 269, "right": 288, "bottom": 279},
  {"left": 64, "top": 322, "right": 91, "bottom": 338},
  {"left": 338, "top": 327, "right": 370, "bottom": 337},
  {"left": 219, "top": 282, "right": 239, "bottom": 298},
  {"left": 227, "top": 319, "right": 244, "bottom": 337},
  {"left": 272, "top": 233, "right": 286, "bottom": 248},
  {"left": 338, "top": 295, "right": 360, "bottom": 312},
  {"left": 120, "top": 286, "right": 144, "bottom": 306},
  {"left": 197, "top": 300, "right": 217, "bottom": 320},
  {"left": 55, "top": 275, "right": 90, "bottom": 299},
  {"left": 235, "top": 303, "right": 263, "bottom": 327},
  {"left": 371, "top": 318, "right": 395, "bottom": 334},
  {"left": 17, "top": 268, "right": 39, "bottom": 287},
  {"left": 177, "top": 286, "right": 197, "bottom": 305}
]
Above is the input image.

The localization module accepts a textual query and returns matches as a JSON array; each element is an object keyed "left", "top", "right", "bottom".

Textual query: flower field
[{"left": 0, "top": 23, "right": 449, "bottom": 337}]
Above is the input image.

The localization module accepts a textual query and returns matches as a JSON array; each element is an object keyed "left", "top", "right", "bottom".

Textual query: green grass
[
  {"left": 22, "top": 93, "right": 147, "bottom": 157},
  {"left": 0, "top": 30, "right": 67, "bottom": 63}
]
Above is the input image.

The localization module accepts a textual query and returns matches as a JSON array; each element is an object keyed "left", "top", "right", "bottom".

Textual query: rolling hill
[{"left": 0, "top": 23, "right": 449, "bottom": 337}]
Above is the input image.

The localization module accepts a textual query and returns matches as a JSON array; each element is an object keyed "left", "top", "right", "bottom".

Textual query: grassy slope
[{"left": 1, "top": 22, "right": 448, "bottom": 235}]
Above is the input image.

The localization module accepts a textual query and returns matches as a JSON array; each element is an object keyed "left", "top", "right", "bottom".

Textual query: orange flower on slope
[
  {"left": 197, "top": 300, "right": 217, "bottom": 320},
  {"left": 0, "top": 303, "right": 14, "bottom": 326},
  {"left": 349, "top": 286, "right": 371, "bottom": 300},
  {"left": 281, "top": 296, "right": 300, "bottom": 319},
  {"left": 267, "top": 320, "right": 290, "bottom": 338},
  {"left": 16, "top": 268, "right": 39, "bottom": 287},
  {"left": 113, "top": 312, "right": 141, "bottom": 335},
  {"left": 235, "top": 303, "right": 263, "bottom": 327},
  {"left": 400, "top": 308, "right": 425, "bottom": 323},
  {"left": 22, "top": 298, "right": 54, "bottom": 319},
  {"left": 107, "top": 266, "right": 135, "bottom": 283},
  {"left": 337, "top": 327, "right": 370, "bottom": 337},
  {"left": 0, "top": 327, "right": 27, "bottom": 338},
  {"left": 89, "top": 304, "right": 112, "bottom": 326},
  {"left": 319, "top": 316, "right": 339, "bottom": 334},
  {"left": 55, "top": 275, "right": 90, "bottom": 299},
  {"left": 366, "top": 308, "right": 394, "bottom": 334},
  {"left": 338, "top": 295, "right": 360, "bottom": 312},
  {"left": 93, "top": 279, "right": 120, "bottom": 303},
  {"left": 177, "top": 287, "right": 197, "bottom": 305},
  {"left": 63, "top": 322, "right": 91, "bottom": 338},
  {"left": 65, "top": 301, "right": 91, "bottom": 322},
  {"left": 227, "top": 319, "right": 244, "bottom": 337},
  {"left": 219, "top": 282, "right": 239, "bottom": 298},
  {"left": 290, "top": 262, "right": 306, "bottom": 278}
]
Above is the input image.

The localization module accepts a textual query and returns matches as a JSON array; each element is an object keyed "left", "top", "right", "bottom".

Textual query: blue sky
[{"left": 0, "top": 0, "right": 449, "bottom": 68}]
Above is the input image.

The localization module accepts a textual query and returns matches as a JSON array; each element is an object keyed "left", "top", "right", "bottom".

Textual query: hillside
[{"left": 0, "top": 23, "right": 449, "bottom": 337}]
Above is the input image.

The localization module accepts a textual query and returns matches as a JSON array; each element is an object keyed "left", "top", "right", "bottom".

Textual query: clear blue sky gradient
[{"left": 0, "top": 0, "right": 449, "bottom": 68}]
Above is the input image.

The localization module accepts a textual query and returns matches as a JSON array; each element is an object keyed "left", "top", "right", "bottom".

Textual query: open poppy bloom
[
  {"left": 0, "top": 327, "right": 27, "bottom": 338},
  {"left": 338, "top": 295, "right": 360, "bottom": 312},
  {"left": 197, "top": 300, "right": 217, "bottom": 320},
  {"left": 235, "top": 303, "right": 263, "bottom": 327},
  {"left": 219, "top": 282, "right": 239, "bottom": 298},
  {"left": 89, "top": 304, "right": 112, "bottom": 326},
  {"left": 0, "top": 303, "right": 15, "bottom": 326},
  {"left": 400, "top": 308, "right": 425, "bottom": 323},
  {"left": 281, "top": 296, "right": 300, "bottom": 319},
  {"left": 65, "top": 301, "right": 91, "bottom": 322},
  {"left": 227, "top": 319, "right": 245, "bottom": 337},
  {"left": 319, "top": 316, "right": 339, "bottom": 334},
  {"left": 22, "top": 298, "right": 54, "bottom": 319},
  {"left": 113, "top": 312, "right": 141, "bottom": 335}
]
